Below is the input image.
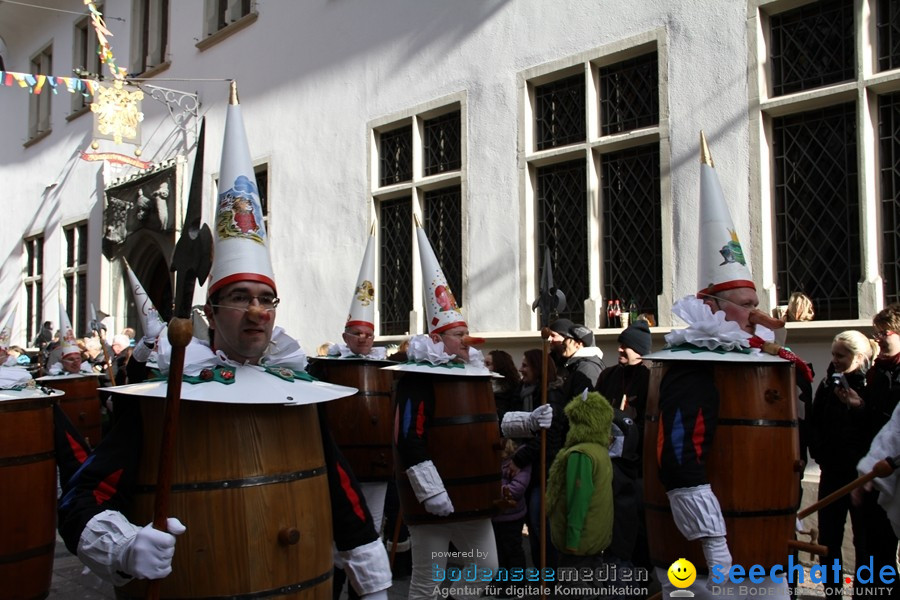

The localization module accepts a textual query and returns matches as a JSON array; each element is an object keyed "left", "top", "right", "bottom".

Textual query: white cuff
[
  {"left": 77, "top": 510, "right": 140, "bottom": 586},
  {"left": 667, "top": 484, "right": 727, "bottom": 540},
  {"left": 131, "top": 338, "right": 154, "bottom": 363},
  {"left": 337, "top": 539, "right": 392, "bottom": 596},
  {"left": 405, "top": 460, "right": 446, "bottom": 503},
  {"left": 501, "top": 411, "right": 534, "bottom": 438}
]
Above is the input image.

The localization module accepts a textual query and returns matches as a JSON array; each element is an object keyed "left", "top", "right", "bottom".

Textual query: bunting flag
[
  {"left": 0, "top": 71, "right": 97, "bottom": 96},
  {"left": 84, "top": 0, "right": 127, "bottom": 80}
]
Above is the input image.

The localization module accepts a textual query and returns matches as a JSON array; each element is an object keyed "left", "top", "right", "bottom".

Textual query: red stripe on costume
[
  {"left": 67, "top": 431, "right": 88, "bottom": 464},
  {"left": 93, "top": 469, "right": 123, "bottom": 505},
  {"left": 692, "top": 410, "right": 706, "bottom": 461},
  {"left": 656, "top": 419, "right": 664, "bottom": 466},
  {"left": 337, "top": 462, "right": 366, "bottom": 521},
  {"left": 416, "top": 402, "right": 425, "bottom": 437}
]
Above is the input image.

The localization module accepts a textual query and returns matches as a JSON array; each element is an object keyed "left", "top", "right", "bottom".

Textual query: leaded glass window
[
  {"left": 878, "top": 0, "right": 900, "bottom": 72},
  {"left": 537, "top": 160, "right": 588, "bottom": 324},
  {"left": 424, "top": 111, "right": 461, "bottom": 176},
  {"left": 601, "top": 145, "right": 661, "bottom": 322},
  {"left": 599, "top": 52, "right": 659, "bottom": 136},
  {"left": 879, "top": 92, "right": 900, "bottom": 305},
  {"left": 535, "top": 74, "right": 586, "bottom": 150},
  {"left": 770, "top": 0, "right": 854, "bottom": 97},
  {"left": 773, "top": 103, "right": 859, "bottom": 320},
  {"left": 379, "top": 126, "right": 413, "bottom": 186},
  {"left": 424, "top": 186, "right": 463, "bottom": 307},
  {"left": 379, "top": 197, "right": 413, "bottom": 335}
]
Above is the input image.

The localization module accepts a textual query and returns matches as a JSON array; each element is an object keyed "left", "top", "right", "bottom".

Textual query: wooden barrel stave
[
  {"left": 117, "top": 398, "right": 333, "bottom": 600},
  {"left": 317, "top": 361, "right": 394, "bottom": 481},
  {"left": 394, "top": 375, "right": 502, "bottom": 525},
  {"left": 643, "top": 362, "right": 799, "bottom": 570},
  {"left": 45, "top": 376, "right": 102, "bottom": 447},
  {"left": 0, "top": 395, "right": 56, "bottom": 600}
]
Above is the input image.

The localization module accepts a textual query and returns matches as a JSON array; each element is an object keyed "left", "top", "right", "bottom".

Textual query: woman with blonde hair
[{"left": 808, "top": 329, "right": 878, "bottom": 597}]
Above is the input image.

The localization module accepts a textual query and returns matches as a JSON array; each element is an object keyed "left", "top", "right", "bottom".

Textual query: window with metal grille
[
  {"left": 602, "top": 145, "right": 662, "bottom": 322},
  {"left": 205, "top": 0, "right": 254, "bottom": 36},
  {"left": 379, "top": 126, "right": 413, "bottom": 186},
  {"left": 28, "top": 45, "right": 52, "bottom": 140},
  {"left": 24, "top": 235, "right": 44, "bottom": 344},
  {"left": 254, "top": 163, "right": 269, "bottom": 228},
  {"left": 535, "top": 74, "right": 586, "bottom": 150},
  {"left": 131, "top": 0, "right": 169, "bottom": 75},
  {"left": 599, "top": 52, "right": 659, "bottom": 136},
  {"left": 424, "top": 186, "right": 462, "bottom": 310},
  {"left": 879, "top": 92, "right": 900, "bottom": 305},
  {"left": 379, "top": 197, "right": 413, "bottom": 335},
  {"left": 770, "top": 0, "right": 854, "bottom": 97},
  {"left": 878, "top": 0, "right": 900, "bottom": 72},
  {"left": 64, "top": 223, "right": 89, "bottom": 336},
  {"left": 773, "top": 103, "right": 859, "bottom": 320},
  {"left": 424, "top": 111, "right": 461, "bottom": 176},
  {"left": 537, "top": 160, "right": 588, "bottom": 324}
]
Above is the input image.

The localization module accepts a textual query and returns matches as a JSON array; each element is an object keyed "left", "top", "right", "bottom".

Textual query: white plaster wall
[{"left": 0, "top": 0, "right": 796, "bottom": 354}]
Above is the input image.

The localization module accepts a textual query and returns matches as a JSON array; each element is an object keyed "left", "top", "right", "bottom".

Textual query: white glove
[
  {"left": 528, "top": 404, "right": 553, "bottom": 430},
  {"left": 361, "top": 590, "right": 389, "bottom": 600},
  {"left": 144, "top": 308, "right": 165, "bottom": 341},
  {"left": 423, "top": 491, "right": 454, "bottom": 516},
  {"left": 701, "top": 535, "right": 732, "bottom": 572},
  {"left": 119, "top": 519, "right": 186, "bottom": 580}
]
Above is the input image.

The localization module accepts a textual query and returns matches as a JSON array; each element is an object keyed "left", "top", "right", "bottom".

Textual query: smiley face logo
[{"left": 668, "top": 558, "right": 697, "bottom": 589}]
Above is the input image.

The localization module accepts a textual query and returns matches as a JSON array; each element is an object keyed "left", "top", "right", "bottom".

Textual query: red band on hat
[
  {"left": 209, "top": 273, "right": 277, "bottom": 296},
  {"left": 698, "top": 279, "right": 756, "bottom": 297},
  {"left": 345, "top": 320, "right": 375, "bottom": 329},
  {"left": 431, "top": 320, "right": 468, "bottom": 334}
]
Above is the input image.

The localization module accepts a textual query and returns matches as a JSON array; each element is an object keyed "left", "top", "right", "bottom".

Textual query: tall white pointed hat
[
  {"left": 0, "top": 306, "right": 16, "bottom": 350},
  {"left": 208, "top": 81, "right": 275, "bottom": 296},
  {"left": 58, "top": 302, "right": 80, "bottom": 356},
  {"left": 346, "top": 224, "right": 377, "bottom": 329},
  {"left": 697, "top": 131, "right": 755, "bottom": 298},
  {"left": 123, "top": 259, "right": 159, "bottom": 336},
  {"left": 416, "top": 218, "right": 466, "bottom": 334}
]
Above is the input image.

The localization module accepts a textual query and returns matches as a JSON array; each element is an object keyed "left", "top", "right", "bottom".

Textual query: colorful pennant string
[{"left": 0, "top": 71, "right": 96, "bottom": 96}]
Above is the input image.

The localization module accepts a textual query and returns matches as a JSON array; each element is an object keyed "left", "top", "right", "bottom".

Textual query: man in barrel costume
[
  {"left": 46, "top": 304, "right": 93, "bottom": 376},
  {"left": 388, "top": 224, "right": 552, "bottom": 600},
  {"left": 309, "top": 229, "right": 394, "bottom": 599},
  {"left": 646, "top": 133, "right": 812, "bottom": 599},
  {"left": 57, "top": 84, "right": 392, "bottom": 599}
]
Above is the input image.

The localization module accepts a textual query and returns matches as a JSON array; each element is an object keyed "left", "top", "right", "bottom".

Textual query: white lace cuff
[
  {"left": 501, "top": 411, "right": 534, "bottom": 438},
  {"left": 667, "top": 484, "right": 727, "bottom": 540},
  {"left": 336, "top": 539, "right": 392, "bottom": 596},
  {"left": 405, "top": 460, "right": 446, "bottom": 502},
  {"left": 77, "top": 510, "right": 140, "bottom": 586}
]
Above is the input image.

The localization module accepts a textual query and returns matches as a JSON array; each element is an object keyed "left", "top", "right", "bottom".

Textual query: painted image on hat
[
  {"left": 356, "top": 280, "right": 375, "bottom": 306},
  {"left": 216, "top": 175, "right": 266, "bottom": 245},
  {"left": 718, "top": 228, "right": 746, "bottom": 267},
  {"left": 434, "top": 283, "right": 459, "bottom": 312}
]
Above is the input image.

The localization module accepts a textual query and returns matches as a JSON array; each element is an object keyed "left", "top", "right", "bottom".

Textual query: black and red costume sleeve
[
  {"left": 393, "top": 373, "right": 435, "bottom": 470},
  {"left": 656, "top": 363, "right": 720, "bottom": 491}
]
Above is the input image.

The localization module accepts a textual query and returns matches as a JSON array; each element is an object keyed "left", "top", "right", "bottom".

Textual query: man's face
[
  {"left": 548, "top": 330, "right": 566, "bottom": 355},
  {"left": 61, "top": 352, "right": 83, "bottom": 374},
  {"left": 206, "top": 281, "right": 277, "bottom": 365},
  {"left": 618, "top": 345, "right": 642, "bottom": 366},
  {"left": 702, "top": 287, "right": 760, "bottom": 335},
  {"left": 561, "top": 336, "right": 582, "bottom": 358},
  {"left": 342, "top": 324, "right": 374, "bottom": 356},
  {"left": 432, "top": 326, "right": 469, "bottom": 362},
  {"left": 874, "top": 328, "right": 900, "bottom": 358}
]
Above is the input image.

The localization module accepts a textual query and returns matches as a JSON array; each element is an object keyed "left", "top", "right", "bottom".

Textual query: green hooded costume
[{"left": 546, "top": 391, "right": 614, "bottom": 555}]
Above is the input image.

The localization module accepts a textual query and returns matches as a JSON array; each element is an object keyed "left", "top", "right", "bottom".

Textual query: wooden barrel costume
[
  {"left": 643, "top": 359, "right": 801, "bottom": 570},
  {"left": 314, "top": 359, "right": 394, "bottom": 481},
  {"left": 0, "top": 389, "right": 59, "bottom": 600},
  {"left": 114, "top": 396, "right": 333, "bottom": 600},
  {"left": 394, "top": 374, "right": 503, "bottom": 525},
  {"left": 38, "top": 374, "right": 102, "bottom": 447}
]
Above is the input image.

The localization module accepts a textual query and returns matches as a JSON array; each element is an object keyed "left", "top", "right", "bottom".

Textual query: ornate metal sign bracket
[{"left": 138, "top": 84, "right": 201, "bottom": 138}]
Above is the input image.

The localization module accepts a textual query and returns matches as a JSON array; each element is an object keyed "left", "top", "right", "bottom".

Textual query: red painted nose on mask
[{"left": 246, "top": 304, "right": 273, "bottom": 322}]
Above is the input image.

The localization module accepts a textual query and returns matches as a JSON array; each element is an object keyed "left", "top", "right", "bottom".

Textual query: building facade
[{"left": 1, "top": 0, "right": 898, "bottom": 371}]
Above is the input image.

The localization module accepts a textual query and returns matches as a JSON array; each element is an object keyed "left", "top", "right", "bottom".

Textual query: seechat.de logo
[{"left": 667, "top": 558, "right": 697, "bottom": 597}]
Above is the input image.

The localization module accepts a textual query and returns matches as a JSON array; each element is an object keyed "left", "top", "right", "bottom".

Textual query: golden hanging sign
[{"left": 91, "top": 80, "right": 144, "bottom": 145}]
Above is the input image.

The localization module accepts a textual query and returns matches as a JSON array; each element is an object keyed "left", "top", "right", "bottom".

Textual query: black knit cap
[
  {"left": 618, "top": 320, "right": 651, "bottom": 356},
  {"left": 549, "top": 318, "right": 594, "bottom": 347}
]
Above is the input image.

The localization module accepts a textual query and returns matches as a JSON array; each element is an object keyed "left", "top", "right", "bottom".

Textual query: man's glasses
[
  {"left": 214, "top": 292, "right": 280, "bottom": 312},
  {"left": 873, "top": 330, "right": 896, "bottom": 341},
  {"left": 346, "top": 331, "right": 373, "bottom": 339}
]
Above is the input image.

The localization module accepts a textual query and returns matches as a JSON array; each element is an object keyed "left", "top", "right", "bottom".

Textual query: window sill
[
  {"left": 196, "top": 12, "right": 258, "bottom": 52},
  {"left": 67, "top": 105, "right": 91, "bottom": 122},
  {"left": 135, "top": 61, "right": 171, "bottom": 79},
  {"left": 23, "top": 129, "right": 52, "bottom": 148}
]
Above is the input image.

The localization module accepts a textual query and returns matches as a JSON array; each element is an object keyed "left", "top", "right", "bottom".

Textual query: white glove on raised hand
[
  {"left": 119, "top": 519, "right": 186, "bottom": 579},
  {"left": 529, "top": 404, "right": 553, "bottom": 430},
  {"left": 144, "top": 308, "right": 165, "bottom": 340},
  {"left": 423, "top": 491, "right": 454, "bottom": 516}
]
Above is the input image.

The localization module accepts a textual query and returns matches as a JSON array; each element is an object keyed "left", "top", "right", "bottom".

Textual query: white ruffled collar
[
  {"left": 406, "top": 334, "right": 489, "bottom": 372},
  {"left": 0, "top": 365, "right": 34, "bottom": 389},
  {"left": 157, "top": 326, "right": 309, "bottom": 376},
  {"left": 664, "top": 296, "right": 774, "bottom": 352}
]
